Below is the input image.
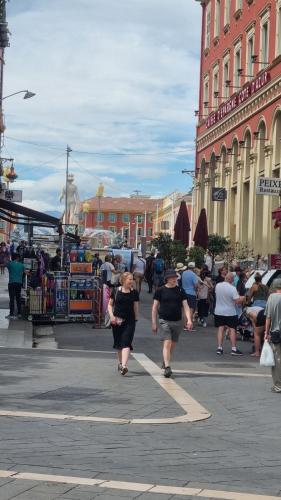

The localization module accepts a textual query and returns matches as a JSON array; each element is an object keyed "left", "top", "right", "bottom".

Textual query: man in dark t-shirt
[{"left": 152, "top": 269, "right": 193, "bottom": 378}]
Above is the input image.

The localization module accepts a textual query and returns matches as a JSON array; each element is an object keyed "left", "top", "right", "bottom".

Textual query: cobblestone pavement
[{"left": 0, "top": 285, "right": 280, "bottom": 499}]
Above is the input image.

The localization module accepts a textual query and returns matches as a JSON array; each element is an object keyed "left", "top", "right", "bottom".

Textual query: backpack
[{"left": 155, "top": 258, "right": 164, "bottom": 274}]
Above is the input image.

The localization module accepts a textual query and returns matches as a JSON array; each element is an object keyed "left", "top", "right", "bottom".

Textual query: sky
[{"left": 3, "top": 0, "right": 201, "bottom": 214}]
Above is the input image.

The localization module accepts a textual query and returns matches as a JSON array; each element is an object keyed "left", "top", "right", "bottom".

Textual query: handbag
[
  {"left": 104, "top": 287, "right": 119, "bottom": 328},
  {"left": 270, "top": 331, "right": 281, "bottom": 344},
  {"left": 260, "top": 340, "right": 275, "bottom": 367}
]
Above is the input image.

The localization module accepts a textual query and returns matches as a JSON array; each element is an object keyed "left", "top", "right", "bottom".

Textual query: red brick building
[
  {"left": 80, "top": 196, "right": 161, "bottom": 247},
  {"left": 194, "top": 0, "right": 281, "bottom": 254}
]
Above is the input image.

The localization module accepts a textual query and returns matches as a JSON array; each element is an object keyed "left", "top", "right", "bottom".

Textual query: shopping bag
[{"left": 260, "top": 340, "right": 275, "bottom": 367}]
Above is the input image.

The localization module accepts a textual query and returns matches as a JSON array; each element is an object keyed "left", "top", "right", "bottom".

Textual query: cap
[
  {"left": 164, "top": 269, "right": 178, "bottom": 280},
  {"left": 271, "top": 278, "right": 281, "bottom": 290},
  {"left": 188, "top": 261, "right": 195, "bottom": 268}
]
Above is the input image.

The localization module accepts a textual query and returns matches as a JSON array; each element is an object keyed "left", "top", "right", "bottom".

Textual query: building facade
[
  {"left": 80, "top": 195, "right": 161, "bottom": 247},
  {"left": 154, "top": 191, "right": 193, "bottom": 239},
  {"left": 194, "top": 0, "right": 281, "bottom": 254}
]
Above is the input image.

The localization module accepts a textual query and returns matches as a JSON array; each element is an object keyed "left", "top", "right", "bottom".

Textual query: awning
[
  {"left": 0, "top": 198, "right": 61, "bottom": 227},
  {"left": 0, "top": 199, "right": 82, "bottom": 242}
]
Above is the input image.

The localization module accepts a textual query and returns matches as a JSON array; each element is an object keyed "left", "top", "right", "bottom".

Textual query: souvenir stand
[{"left": 68, "top": 262, "right": 102, "bottom": 324}]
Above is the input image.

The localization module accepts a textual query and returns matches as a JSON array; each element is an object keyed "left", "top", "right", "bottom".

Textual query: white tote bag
[{"left": 260, "top": 340, "right": 275, "bottom": 367}]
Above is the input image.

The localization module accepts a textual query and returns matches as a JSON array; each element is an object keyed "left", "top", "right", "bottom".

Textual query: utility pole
[{"left": 65, "top": 145, "right": 72, "bottom": 225}]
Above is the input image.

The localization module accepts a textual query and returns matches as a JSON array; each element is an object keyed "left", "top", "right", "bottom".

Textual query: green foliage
[
  {"left": 188, "top": 246, "right": 205, "bottom": 268},
  {"left": 224, "top": 240, "right": 254, "bottom": 263},
  {"left": 151, "top": 233, "right": 173, "bottom": 265},
  {"left": 208, "top": 234, "right": 229, "bottom": 260},
  {"left": 151, "top": 233, "right": 187, "bottom": 267},
  {"left": 171, "top": 240, "right": 187, "bottom": 265}
]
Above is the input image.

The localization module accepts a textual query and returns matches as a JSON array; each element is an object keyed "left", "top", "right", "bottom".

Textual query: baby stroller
[{"left": 237, "top": 310, "right": 253, "bottom": 342}]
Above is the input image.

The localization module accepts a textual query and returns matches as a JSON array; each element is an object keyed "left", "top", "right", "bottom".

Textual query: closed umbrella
[
  {"left": 193, "top": 208, "right": 208, "bottom": 249},
  {"left": 174, "top": 201, "right": 190, "bottom": 247}
]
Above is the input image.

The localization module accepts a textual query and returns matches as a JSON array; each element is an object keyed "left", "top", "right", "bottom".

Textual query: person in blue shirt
[
  {"left": 6, "top": 253, "right": 25, "bottom": 319},
  {"left": 181, "top": 262, "right": 199, "bottom": 328}
]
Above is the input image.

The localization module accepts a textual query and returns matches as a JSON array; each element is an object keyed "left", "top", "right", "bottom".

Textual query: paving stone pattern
[{"left": 0, "top": 286, "right": 280, "bottom": 498}]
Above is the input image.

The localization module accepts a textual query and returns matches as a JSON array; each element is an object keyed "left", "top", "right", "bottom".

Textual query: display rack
[{"left": 68, "top": 275, "right": 102, "bottom": 324}]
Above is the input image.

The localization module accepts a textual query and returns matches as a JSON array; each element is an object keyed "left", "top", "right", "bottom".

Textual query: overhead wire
[{"left": 5, "top": 135, "right": 195, "bottom": 157}]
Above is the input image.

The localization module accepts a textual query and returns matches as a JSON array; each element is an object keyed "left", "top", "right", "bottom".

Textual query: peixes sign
[
  {"left": 206, "top": 71, "right": 270, "bottom": 129},
  {"left": 256, "top": 177, "right": 281, "bottom": 196}
]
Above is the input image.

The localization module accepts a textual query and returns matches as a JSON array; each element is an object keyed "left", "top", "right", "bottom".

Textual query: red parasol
[
  {"left": 193, "top": 208, "right": 208, "bottom": 249},
  {"left": 174, "top": 201, "right": 191, "bottom": 247}
]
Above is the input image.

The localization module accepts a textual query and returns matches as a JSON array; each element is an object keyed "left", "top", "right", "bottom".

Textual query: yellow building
[{"left": 154, "top": 191, "right": 192, "bottom": 239}]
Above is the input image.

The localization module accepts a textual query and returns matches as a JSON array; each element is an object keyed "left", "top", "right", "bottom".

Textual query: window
[
  {"left": 224, "top": 0, "right": 230, "bottom": 27},
  {"left": 203, "top": 75, "right": 209, "bottom": 107},
  {"left": 246, "top": 31, "right": 255, "bottom": 77},
  {"left": 122, "top": 213, "right": 130, "bottom": 223},
  {"left": 137, "top": 227, "right": 143, "bottom": 237},
  {"left": 277, "top": 2, "right": 281, "bottom": 56},
  {"left": 147, "top": 228, "right": 153, "bottom": 237},
  {"left": 136, "top": 214, "right": 143, "bottom": 224},
  {"left": 96, "top": 212, "right": 104, "bottom": 222},
  {"left": 233, "top": 45, "right": 241, "bottom": 88},
  {"left": 108, "top": 213, "right": 116, "bottom": 223},
  {"left": 148, "top": 213, "right": 153, "bottom": 223},
  {"left": 205, "top": 2, "right": 211, "bottom": 49},
  {"left": 223, "top": 55, "right": 230, "bottom": 99},
  {"left": 108, "top": 226, "right": 116, "bottom": 233},
  {"left": 0, "top": 221, "right": 4, "bottom": 229},
  {"left": 161, "top": 221, "right": 169, "bottom": 230},
  {"left": 214, "top": 0, "right": 221, "bottom": 38},
  {"left": 213, "top": 65, "right": 219, "bottom": 106},
  {"left": 123, "top": 228, "right": 129, "bottom": 238},
  {"left": 260, "top": 11, "right": 270, "bottom": 69}
]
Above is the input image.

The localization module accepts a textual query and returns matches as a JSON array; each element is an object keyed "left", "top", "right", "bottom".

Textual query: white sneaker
[
  {"left": 6, "top": 315, "right": 17, "bottom": 320},
  {"left": 202, "top": 321, "right": 207, "bottom": 327}
]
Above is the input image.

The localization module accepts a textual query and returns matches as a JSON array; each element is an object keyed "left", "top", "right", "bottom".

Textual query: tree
[
  {"left": 151, "top": 233, "right": 187, "bottom": 268},
  {"left": 188, "top": 246, "right": 205, "bottom": 268},
  {"left": 171, "top": 240, "right": 187, "bottom": 265},
  {"left": 208, "top": 234, "right": 229, "bottom": 264},
  {"left": 151, "top": 233, "right": 173, "bottom": 266}
]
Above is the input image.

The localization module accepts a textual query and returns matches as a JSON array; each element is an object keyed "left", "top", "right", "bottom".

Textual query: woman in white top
[{"left": 133, "top": 253, "right": 146, "bottom": 293}]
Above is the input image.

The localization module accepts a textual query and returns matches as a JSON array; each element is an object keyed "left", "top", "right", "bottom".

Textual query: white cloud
[{"left": 3, "top": 0, "right": 201, "bottom": 211}]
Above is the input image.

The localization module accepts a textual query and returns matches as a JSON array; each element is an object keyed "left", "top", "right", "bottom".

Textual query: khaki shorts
[{"left": 159, "top": 319, "right": 182, "bottom": 342}]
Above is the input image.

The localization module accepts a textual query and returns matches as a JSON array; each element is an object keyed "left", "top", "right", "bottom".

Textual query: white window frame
[
  {"left": 214, "top": 0, "right": 221, "bottom": 38},
  {"left": 260, "top": 10, "right": 270, "bottom": 71},
  {"left": 233, "top": 41, "right": 242, "bottom": 88},
  {"left": 205, "top": 2, "right": 211, "bottom": 49},
  {"left": 276, "top": 0, "right": 281, "bottom": 57},
  {"left": 224, "top": 0, "right": 230, "bottom": 27},
  {"left": 223, "top": 53, "right": 230, "bottom": 99},
  {"left": 236, "top": 0, "right": 242, "bottom": 11},
  {"left": 246, "top": 27, "right": 255, "bottom": 79},
  {"left": 212, "top": 64, "right": 219, "bottom": 107},
  {"left": 203, "top": 74, "right": 210, "bottom": 108}
]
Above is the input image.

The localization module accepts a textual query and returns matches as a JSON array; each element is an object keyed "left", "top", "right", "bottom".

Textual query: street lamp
[{"left": 2, "top": 89, "right": 36, "bottom": 101}]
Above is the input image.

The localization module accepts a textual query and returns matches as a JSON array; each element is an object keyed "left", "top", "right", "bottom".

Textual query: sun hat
[
  {"left": 175, "top": 262, "right": 187, "bottom": 271},
  {"left": 187, "top": 261, "right": 195, "bottom": 268},
  {"left": 271, "top": 278, "right": 281, "bottom": 291},
  {"left": 164, "top": 269, "right": 178, "bottom": 280}
]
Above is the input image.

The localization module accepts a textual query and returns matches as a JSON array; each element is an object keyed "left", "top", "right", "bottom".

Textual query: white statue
[{"left": 60, "top": 174, "right": 80, "bottom": 225}]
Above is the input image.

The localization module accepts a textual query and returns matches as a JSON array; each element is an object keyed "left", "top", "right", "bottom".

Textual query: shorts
[
  {"left": 159, "top": 319, "right": 182, "bottom": 342},
  {"left": 256, "top": 309, "right": 266, "bottom": 327},
  {"left": 214, "top": 315, "right": 238, "bottom": 329},
  {"left": 185, "top": 294, "right": 197, "bottom": 310}
]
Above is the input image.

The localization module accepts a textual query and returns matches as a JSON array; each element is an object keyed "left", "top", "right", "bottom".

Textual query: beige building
[{"left": 154, "top": 191, "right": 192, "bottom": 239}]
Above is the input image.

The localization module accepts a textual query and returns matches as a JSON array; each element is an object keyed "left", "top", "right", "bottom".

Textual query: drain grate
[{"left": 30, "top": 386, "right": 103, "bottom": 401}]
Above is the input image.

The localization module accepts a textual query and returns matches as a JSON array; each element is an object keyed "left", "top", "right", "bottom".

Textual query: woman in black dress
[{"left": 107, "top": 272, "right": 139, "bottom": 375}]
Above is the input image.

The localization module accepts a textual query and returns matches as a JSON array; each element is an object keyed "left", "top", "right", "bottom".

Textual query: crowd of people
[
  {"left": 1, "top": 242, "right": 280, "bottom": 393},
  {"left": 106, "top": 253, "right": 281, "bottom": 393}
]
